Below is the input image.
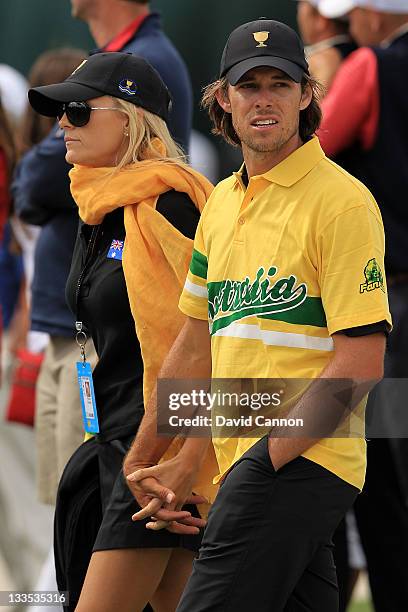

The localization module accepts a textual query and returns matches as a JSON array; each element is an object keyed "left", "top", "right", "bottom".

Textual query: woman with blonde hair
[{"left": 28, "top": 52, "right": 217, "bottom": 612}]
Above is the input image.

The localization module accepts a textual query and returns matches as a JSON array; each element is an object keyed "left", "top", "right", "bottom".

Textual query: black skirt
[{"left": 54, "top": 435, "right": 202, "bottom": 611}]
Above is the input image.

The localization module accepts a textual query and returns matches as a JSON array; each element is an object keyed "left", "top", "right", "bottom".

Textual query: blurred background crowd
[{"left": 1, "top": 1, "right": 408, "bottom": 611}]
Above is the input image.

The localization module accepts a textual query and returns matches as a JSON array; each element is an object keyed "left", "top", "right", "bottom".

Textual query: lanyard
[
  {"left": 74, "top": 224, "right": 101, "bottom": 435},
  {"left": 75, "top": 225, "right": 100, "bottom": 362}
]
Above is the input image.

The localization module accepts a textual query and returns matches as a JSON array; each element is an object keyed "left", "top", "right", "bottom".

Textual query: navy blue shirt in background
[
  {"left": 12, "top": 126, "right": 77, "bottom": 337},
  {"left": 101, "top": 12, "right": 193, "bottom": 152}
]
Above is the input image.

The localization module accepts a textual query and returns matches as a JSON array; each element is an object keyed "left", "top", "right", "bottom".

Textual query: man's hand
[
  {"left": 121, "top": 317, "right": 211, "bottom": 533},
  {"left": 125, "top": 456, "right": 207, "bottom": 534}
]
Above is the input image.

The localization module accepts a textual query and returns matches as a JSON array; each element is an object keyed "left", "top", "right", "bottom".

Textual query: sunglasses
[{"left": 57, "top": 101, "right": 124, "bottom": 127}]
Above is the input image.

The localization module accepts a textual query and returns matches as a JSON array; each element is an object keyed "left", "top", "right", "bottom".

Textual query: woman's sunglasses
[{"left": 57, "top": 101, "right": 124, "bottom": 127}]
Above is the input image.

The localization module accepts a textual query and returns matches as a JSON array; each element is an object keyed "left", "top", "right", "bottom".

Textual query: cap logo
[
  {"left": 253, "top": 31, "right": 269, "bottom": 47},
  {"left": 71, "top": 59, "right": 88, "bottom": 76},
  {"left": 118, "top": 79, "right": 137, "bottom": 96}
]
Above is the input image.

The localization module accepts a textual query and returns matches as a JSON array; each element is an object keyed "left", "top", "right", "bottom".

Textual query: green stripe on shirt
[{"left": 189, "top": 249, "right": 208, "bottom": 280}]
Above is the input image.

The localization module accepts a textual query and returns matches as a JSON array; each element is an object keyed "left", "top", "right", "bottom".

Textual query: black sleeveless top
[{"left": 66, "top": 190, "right": 199, "bottom": 441}]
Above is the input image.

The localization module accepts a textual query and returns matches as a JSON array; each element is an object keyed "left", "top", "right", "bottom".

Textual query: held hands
[{"left": 125, "top": 455, "right": 207, "bottom": 535}]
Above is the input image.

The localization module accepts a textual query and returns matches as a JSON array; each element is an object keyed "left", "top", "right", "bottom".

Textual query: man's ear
[
  {"left": 215, "top": 86, "right": 232, "bottom": 114},
  {"left": 300, "top": 82, "right": 313, "bottom": 111},
  {"left": 364, "top": 8, "right": 381, "bottom": 34},
  {"left": 317, "top": 14, "right": 329, "bottom": 36}
]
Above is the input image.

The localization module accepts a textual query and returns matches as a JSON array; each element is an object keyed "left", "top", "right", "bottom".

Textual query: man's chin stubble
[{"left": 242, "top": 125, "right": 299, "bottom": 155}]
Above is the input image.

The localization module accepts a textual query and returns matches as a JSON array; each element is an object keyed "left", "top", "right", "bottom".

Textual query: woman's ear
[{"left": 123, "top": 115, "right": 130, "bottom": 137}]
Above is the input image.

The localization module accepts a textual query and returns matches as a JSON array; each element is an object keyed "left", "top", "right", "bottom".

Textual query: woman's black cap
[
  {"left": 28, "top": 52, "right": 172, "bottom": 122},
  {"left": 220, "top": 18, "right": 309, "bottom": 84}
]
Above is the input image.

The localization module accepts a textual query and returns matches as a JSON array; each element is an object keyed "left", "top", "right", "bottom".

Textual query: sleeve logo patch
[{"left": 360, "top": 258, "right": 385, "bottom": 293}]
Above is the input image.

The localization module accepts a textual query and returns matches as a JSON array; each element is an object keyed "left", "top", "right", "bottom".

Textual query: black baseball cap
[
  {"left": 220, "top": 18, "right": 309, "bottom": 85},
  {"left": 28, "top": 52, "right": 172, "bottom": 122}
]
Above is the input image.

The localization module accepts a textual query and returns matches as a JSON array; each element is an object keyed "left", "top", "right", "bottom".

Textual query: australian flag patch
[{"left": 107, "top": 239, "right": 124, "bottom": 260}]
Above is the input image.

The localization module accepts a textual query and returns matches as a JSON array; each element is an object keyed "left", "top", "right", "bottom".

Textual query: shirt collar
[
  {"left": 233, "top": 137, "right": 325, "bottom": 189},
  {"left": 103, "top": 13, "right": 150, "bottom": 52},
  {"left": 380, "top": 23, "right": 408, "bottom": 49},
  {"left": 306, "top": 35, "right": 353, "bottom": 58}
]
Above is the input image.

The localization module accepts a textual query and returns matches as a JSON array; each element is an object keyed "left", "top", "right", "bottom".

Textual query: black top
[{"left": 66, "top": 190, "right": 199, "bottom": 441}]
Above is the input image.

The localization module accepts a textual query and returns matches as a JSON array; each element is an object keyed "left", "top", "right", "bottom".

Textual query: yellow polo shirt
[{"left": 179, "top": 137, "right": 391, "bottom": 490}]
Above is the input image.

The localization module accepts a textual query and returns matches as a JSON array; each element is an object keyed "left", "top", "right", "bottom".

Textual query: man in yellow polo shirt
[{"left": 124, "top": 17, "right": 391, "bottom": 611}]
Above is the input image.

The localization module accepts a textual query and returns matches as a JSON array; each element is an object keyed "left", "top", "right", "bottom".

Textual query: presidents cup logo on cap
[
  {"left": 253, "top": 31, "right": 270, "bottom": 48},
  {"left": 118, "top": 79, "right": 137, "bottom": 96},
  {"left": 220, "top": 18, "right": 309, "bottom": 85}
]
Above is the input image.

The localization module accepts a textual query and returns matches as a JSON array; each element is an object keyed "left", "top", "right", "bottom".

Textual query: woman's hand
[{"left": 125, "top": 455, "right": 207, "bottom": 534}]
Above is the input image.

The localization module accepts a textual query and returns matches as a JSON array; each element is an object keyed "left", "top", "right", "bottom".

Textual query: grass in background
[{"left": 349, "top": 601, "right": 373, "bottom": 612}]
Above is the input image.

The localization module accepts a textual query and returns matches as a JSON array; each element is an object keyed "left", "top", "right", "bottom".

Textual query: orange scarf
[{"left": 70, "top": 160, "right": 219, "bottom": 504}]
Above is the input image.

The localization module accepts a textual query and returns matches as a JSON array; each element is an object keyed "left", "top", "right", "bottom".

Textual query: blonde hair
[{"left": 113, "top": 98, "right": 186, "bottom": 169}]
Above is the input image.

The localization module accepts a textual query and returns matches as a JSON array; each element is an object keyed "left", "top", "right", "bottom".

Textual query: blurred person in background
[
  {"left": 0, "top": 70, "right": 55, "bottom": 601},
  {"left": 0, "top": 73, "right": 24, "bottom": 377},
  {"left": 0, "top": 65, "right": 29, "bottom": 131},
  {"left": 0, "top": 98, "right": 15, "bottom": 250},
  {"left": 71, "top": 0, "right": 193, "bottom": 153},
  {"left": 0, "top": 97, "right": 16, "bottom": 376},
  {"left": 28, "top": 52, "right": 217, "bottom": 612},
  {"left": 319, "top": 2, "right": 408, "bottom": 610},
  {"left": 296, "top": 0, "right": 356, "bottom": 91}
]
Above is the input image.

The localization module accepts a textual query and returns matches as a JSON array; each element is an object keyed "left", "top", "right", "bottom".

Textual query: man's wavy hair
[{"left": 202, "top": 74, "right": 323, "bottom": 147}]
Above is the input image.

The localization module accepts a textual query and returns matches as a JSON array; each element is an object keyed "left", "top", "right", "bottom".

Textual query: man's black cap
[
  {"left": 28, "top": 52, "right": 172, "bottom": 122},
  {"left": 220, "top": 18, "right": 309, "bottom": 84}
]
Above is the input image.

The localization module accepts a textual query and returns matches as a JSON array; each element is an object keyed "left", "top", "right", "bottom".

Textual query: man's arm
[
  {"left": 123, "top": 316, "right": 211, "bottom": 529},
  {"left": 268, "top": 332, "right": 385, "bottom": 470}
]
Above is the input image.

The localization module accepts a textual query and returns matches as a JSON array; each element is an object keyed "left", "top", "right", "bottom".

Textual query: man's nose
[{"left": 254, "top": 88, "right": 274, "bottom": 107}]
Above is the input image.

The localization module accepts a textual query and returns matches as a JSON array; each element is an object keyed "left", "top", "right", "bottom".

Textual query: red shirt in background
[
  {"left": 104, "top": 14, "right": 149, "bottom": 52},
  {"left": 318, "top": 47, "right": 380, "bottom": 157}
]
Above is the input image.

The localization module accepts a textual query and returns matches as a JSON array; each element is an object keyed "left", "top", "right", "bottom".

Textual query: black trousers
[
  {"left": 334, "top": 282, "right": 408, "bottom": 612},
  {"left": 177, "top": 436, "right": 358, "bottom": 612},
  {"left": 354, "top": 439, "right": 408, "bottom": 612},
  {"left": 358, "top": 282, "right": 408, "bottom": 612}
]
